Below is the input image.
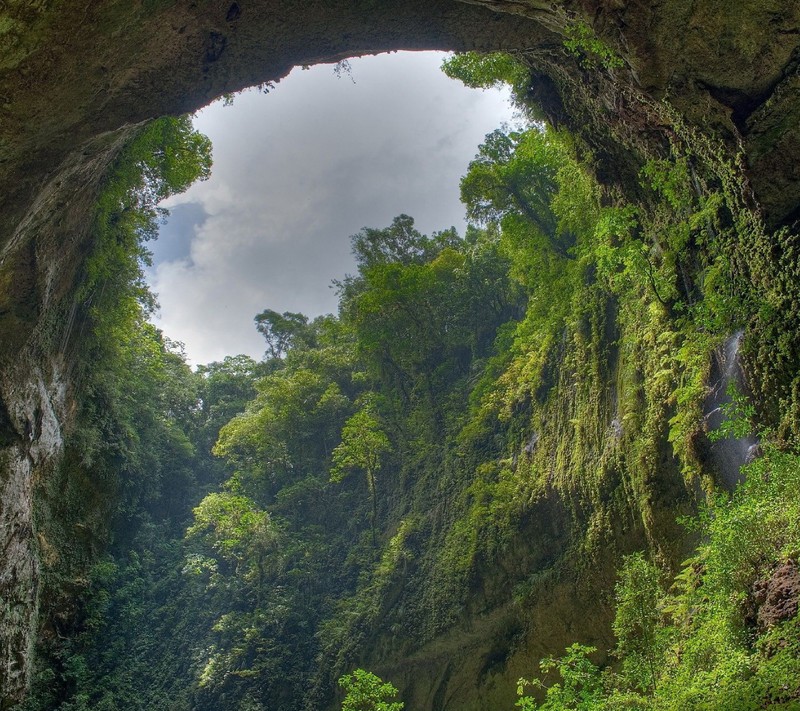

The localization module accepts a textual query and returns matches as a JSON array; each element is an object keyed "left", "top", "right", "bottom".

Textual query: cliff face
[
  {"left": 0, "top": 358, "right": 66, "bottom": 705},
  {"left": 1, "top": 0, "right": 799, "bottom": 706},
  {"left": 0, "top": 125, "right": 138, "bottom": 707}
]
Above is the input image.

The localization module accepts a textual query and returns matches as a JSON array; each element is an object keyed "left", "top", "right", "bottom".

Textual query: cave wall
[{"left": 1, "top": 0, "right": 799, "bottom": 706}]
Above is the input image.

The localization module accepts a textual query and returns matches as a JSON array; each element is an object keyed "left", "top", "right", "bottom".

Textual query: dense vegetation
[
  {"left": 17, "top": 51, "right": 800, "bottom": 710},
  {"left": 514, "top": 444, "right": 800, "bottom": 709}
]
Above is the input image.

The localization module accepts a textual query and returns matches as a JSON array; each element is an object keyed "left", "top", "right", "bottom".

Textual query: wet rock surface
[
  {"left": 702, "top": 330, "right": 759, "bottom": 488},
  {"left": 750, "top": 559, "right": 800, "bottom": 633}
]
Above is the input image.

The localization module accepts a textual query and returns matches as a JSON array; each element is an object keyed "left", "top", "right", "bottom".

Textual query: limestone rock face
[
  {"left": 0, "top": 358, "right": 66, "bottom": 707},
  {"left": 0, "top": 125, "right": 137, "bottom": 707},
  {"left": 0, "top": 0, "right": 798, "bottom": 706}
]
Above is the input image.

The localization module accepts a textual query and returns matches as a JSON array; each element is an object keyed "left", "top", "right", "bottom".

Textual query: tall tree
[
  {"left": 330, "top": 405, "right": 392, "bottom": 547},
  {"left": 461, "top": 128, "right": 574, "bottom": 258},
  {"left": 254, "top": 309, "right": 310, "bottom": 360},
  {"left": 350, "top": 214, "right": 458, "bottom": 269}
]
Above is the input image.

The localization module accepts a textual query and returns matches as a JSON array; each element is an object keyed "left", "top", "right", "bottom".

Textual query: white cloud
[{"left": 149, "top": 51, "right": 516, "bottom": 365}]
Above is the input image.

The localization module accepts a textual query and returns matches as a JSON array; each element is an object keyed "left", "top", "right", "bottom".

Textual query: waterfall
[{"left": 703, "top": 330, "right": 759, "bottom": 488}]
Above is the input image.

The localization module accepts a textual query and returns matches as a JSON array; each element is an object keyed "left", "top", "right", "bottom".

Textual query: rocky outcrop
[
  {"left": 1, "top": 0, "right": 799, "bottom": 706},
  {"left": 0, "top": 126, "right": 136, "bottom": 706},
  {"left": 0, "top": 359, "right": 66, "bottom": 709},
  {"left": 749, "top": 559, "right": 800, "bottom": 633}
]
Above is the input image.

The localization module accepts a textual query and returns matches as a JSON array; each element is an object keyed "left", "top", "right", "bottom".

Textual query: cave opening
[
  {"left": 3, "top": 2, "right": 800, "bottom": 708},
  {"left": 146, "top": 50, "right": 517, "bottom": 365}
]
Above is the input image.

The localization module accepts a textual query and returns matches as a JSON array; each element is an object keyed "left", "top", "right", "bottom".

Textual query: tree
[
  {"left": 338, "top": 669, "right": 404, "bottom": 711},
  {"left": 460, "top": 128, "right": 574, "bottom": 259},
  {"left": 193, "top": 355, "right": 261, "bottom": 487},
  {"left": 330, "top": 405, "right": 392, "bottom": 546},
  {"left": 612, "top": 553, "right": 666, "bottom": 694},
  {"left": 350, "top": 214, "right": 461, "bottom": 271},
  {"left": 516, "top": 643, "right": 606, "bottom": 711},
  {"left": 254, "top": 309, "right": 309, "bottom": 359},
  {"left": 441, "top": 51, "right": 534, "bottom": 114},
  {"left": 442, "top": 51, "right": 527, "bottom": 90},
  {"left": 338, "top": 217, "right": 522, "bottom": 445},
  {"left": 186, "top": 491, "right": 280, "bottom": 592}
]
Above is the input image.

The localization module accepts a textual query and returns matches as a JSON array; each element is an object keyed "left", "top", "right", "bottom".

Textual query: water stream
[{"left": 703, "top": 330, "right": 759, "bottom": 488}]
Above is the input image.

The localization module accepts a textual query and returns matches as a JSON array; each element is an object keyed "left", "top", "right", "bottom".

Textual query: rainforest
[{"left": 1, "top": 2, "right": 800, "bottom": 710}]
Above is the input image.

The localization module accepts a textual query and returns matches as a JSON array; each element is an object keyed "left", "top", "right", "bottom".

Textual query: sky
[{"left": 147, "top": 51, "right": 517, "bottom": 365}]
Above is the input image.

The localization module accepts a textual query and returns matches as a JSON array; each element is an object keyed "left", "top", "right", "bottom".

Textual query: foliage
[
  {"left": 192, "top": 354, "right": 264, "bottom": 489},
  {"left": 254, "top": 309, "right": 310, "bottom": 360},
  {"left": 516, "top": 644, "right": 608, "bottom": 711},
  {"left": 612, "top": 554, "right": 667, "bottom": 694},
  {"left": 187, "top": 492, "right": 277, "bottom": 570},
  {"left": 78, "top": 117, "right": 211, "bottom": 326},
  {"left": 517, "top": 445, "right": 800, "bottom": 710},
  {"left": 708, "top": 382, "right": 757, "bottom": 443},
  {"left": 563, "top": 21, "right": 623, "bottom": 70},
  {"left": 20, "top": 116, "right": 220, "bottom": 710},
  {"left": 462, "top": 129, "right": 558, "bottom": 232},
  {"left": 331, "top": 404, "right": 392, "bottom": 545},
  {"left": 46, "top": 115, "right": 213, "bottom": 529},
  {"left": 441, "top": 51, "right": 530, "bottom": 102},
  {"left": 338, "top": 669, "right": 404, "bottom": 711},
  {"left": 338, "top": 215, "right": 521, "bottom": 437},
  {"left": 348, "top": 213, "right": 461, "bottom": 269}
]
